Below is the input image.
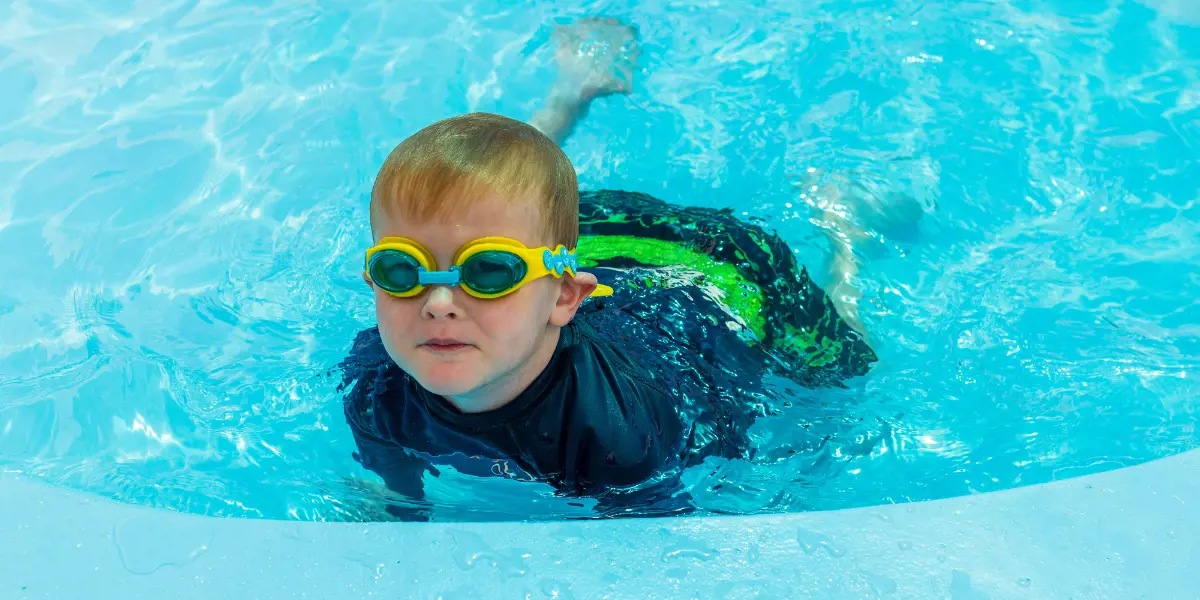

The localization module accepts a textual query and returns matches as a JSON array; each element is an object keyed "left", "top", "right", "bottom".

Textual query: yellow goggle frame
[{"left": 364, "top": 236, "right": 615, "bottom": 300}]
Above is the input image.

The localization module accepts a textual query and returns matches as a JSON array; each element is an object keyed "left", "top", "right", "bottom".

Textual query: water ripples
[{"left": 0, "top": 0, "right": 1198, "bottom": 520}]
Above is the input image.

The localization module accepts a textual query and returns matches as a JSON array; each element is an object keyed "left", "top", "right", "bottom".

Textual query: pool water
[{"left": 0, "top": 0, "right": 1197, "bottom": 521}]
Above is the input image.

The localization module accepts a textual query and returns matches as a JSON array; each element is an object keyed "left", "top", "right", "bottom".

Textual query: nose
[{"left": 421, "top": 286, "right": 460, "bottom": 320}]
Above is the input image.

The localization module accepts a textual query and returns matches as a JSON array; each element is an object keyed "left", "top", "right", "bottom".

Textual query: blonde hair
[{"left": 370, "top": 113, "right": 579, "bottom": 247}]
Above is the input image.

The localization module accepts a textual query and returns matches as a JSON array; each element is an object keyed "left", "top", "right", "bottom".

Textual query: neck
[{"left": 444, "top": 326, "right": 562, "bottom": 414}]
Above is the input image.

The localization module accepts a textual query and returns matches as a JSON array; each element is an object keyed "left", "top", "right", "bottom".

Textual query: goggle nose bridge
[{"left": 416, "top": 265, "right": 463, "bottom": 287}]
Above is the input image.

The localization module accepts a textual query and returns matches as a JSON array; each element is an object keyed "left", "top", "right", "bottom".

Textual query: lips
[{"left": 420, "top": 338, "right": 472, "bottom": 352}]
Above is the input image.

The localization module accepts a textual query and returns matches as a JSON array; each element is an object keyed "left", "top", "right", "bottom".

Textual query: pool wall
[{"left": 2, "top": 450, "right": 1195, "bottom": 599}]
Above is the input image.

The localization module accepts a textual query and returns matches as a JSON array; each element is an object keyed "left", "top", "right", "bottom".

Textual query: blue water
[{"left": 0, "top": 0, "right": 1197, "bottom": 521}]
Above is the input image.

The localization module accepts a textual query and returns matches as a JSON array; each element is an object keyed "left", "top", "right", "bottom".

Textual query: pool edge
[{"left": 2, "top": 450, "right": 1196, "bottom": 599}]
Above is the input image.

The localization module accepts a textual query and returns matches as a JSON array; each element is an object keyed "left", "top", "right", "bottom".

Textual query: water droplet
[
  {"left": 866, "top": 571, "right": 898, "bottom": 595},
  {"left": 113, "top": 515, "right": 212, "bottom": 575},
  {"left": 950, "top": 570, "right": 987, "bottom": 599},
  {"left": 1017, "top": 577, "right": 1031, "bottom": 588},
  {"left": 661, "top": 539, "right": 719, "bottom": 562},
  {"left": 282, "top": 524, "right": 308, "bottom": 542},
  {"left": 796, "top": 527, "right": 847, "bottom": 558},
  {"left": 552, "top": 524, "right": 585, "bottom": 541},
  {"left": 538, "top": 578, "right": 577, "bottom": 599},
  {"left": 665, "top": 567, "right": 690, "bottom": 580},
  {"left": 343, "top": 552, "right": 386, "bottom": 580},
  {"left": 448, "top": 529, "right": 528, "bottom": 579}
]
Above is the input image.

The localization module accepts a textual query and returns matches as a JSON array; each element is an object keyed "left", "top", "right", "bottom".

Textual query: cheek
[
  {"left": 470, "top": 300, "right": 523, "bottom": 335},
  {"left": 374, "top": 293, "right": 417, "bottom": 334},
  {"left": 473, "top": 285, "right": 557, "bottom": 335}
]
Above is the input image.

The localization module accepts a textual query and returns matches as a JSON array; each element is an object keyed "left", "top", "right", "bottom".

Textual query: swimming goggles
[{"left": 364, "top": 236, "right": 615, "bottom": 300}]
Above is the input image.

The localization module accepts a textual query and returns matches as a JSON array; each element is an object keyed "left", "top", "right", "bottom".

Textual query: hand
[{"left": 340, "top": 476, "right": 432, "bottom": 522}]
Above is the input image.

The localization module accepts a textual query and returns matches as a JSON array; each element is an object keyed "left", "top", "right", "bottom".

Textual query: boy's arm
[
  {"left": 348, "top": 428, "right": 433, "bottom": 521},
  {"left": 338, "top": 329, "right": 433, "bottom": 520},
  {"left": 592, "top": 477, "right": 696, "bottom": 519}
]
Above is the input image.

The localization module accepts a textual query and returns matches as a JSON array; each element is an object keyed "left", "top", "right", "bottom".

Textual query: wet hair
[{"left": 370, "top": 112, "right": 579, "bottom": 247}]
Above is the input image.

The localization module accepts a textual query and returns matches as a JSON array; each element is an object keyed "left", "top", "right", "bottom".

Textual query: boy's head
[
  {"left": 366, "top": 113, "right": 597, "bottom": 412},
  {"left": 370, "top": 112, "right": 580, "bottom": 249}
]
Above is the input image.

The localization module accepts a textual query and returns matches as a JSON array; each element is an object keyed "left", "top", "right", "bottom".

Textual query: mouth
[{"left": 419, "top": 338, "right": 473, "bottom": 353}]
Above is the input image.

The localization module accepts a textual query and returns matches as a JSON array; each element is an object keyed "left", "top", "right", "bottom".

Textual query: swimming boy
[{"left": 340, "top": 19, "right": 881, "bottom": 519}]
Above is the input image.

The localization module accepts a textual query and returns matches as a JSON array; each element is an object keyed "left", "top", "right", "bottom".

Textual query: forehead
[{"left": 373, "top": 191, "right": 550, "bottom": 250}]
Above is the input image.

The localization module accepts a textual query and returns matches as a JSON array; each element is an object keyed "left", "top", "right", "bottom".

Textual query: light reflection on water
[{"left": 0, "top": 0, "right": 1197, "bottom": 521}]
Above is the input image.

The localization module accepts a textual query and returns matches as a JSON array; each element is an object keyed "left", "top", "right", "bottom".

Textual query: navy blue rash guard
[{"left": 339, "top": 268, "right": 764, "bottom": 519}]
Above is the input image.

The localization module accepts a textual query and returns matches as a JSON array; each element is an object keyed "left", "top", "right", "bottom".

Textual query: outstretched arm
[{"left": 528, "top": 18, "right": 641, "bottom": 146}]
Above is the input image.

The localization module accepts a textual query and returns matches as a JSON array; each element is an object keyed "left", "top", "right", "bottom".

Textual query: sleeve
[
  {"left": 347, "top": 427, "right": 433, "bottom": 521},
  {"left": 592, "top": 476, "right": 696, "bottom": 519}
]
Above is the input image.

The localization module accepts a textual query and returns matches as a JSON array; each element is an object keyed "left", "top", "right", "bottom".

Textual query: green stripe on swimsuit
[{"left": 577, "top": 190, "right": 876, "bottom": 387}]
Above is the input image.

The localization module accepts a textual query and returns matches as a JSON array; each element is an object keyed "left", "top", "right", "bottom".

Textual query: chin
[{"left": 412, "top": 364, "right": 484, "bottom": 397}]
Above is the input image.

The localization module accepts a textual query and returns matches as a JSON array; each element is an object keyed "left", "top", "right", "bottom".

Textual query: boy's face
[{"left": 368, "top": 190, "right": 594, "bottom": 412}]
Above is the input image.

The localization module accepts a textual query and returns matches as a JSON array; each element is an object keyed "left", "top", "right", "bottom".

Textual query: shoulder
[
  {"left": 338, "top": 327, "right": 409, "bottom": 437},
  {"left": 576, "top": 271, "right": 759, "bottom": 374},
  {"left": 558, "top": 323, "right": 687, "bottom": 490},
  {"left": 567, "top": 317, "right": 677, "bottom": 401},
  {"left": 337, "top": 327, "right": 391, "bottom": 386}
]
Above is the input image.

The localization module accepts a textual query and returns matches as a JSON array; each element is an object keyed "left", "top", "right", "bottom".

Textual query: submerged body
[
  {"left": 343, "top": 19, "right": 893, "bottom": 519},
  {"left": 342, "top": 191, "right": 874, "bottom": 518}
]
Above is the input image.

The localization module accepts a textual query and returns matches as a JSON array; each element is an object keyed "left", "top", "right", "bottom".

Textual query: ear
[
  {"left": 362, "top": 270, "right": 374, "bottom": 289},
  {"left": 548, "top": 271, "right": 598, "bottom": 327}
]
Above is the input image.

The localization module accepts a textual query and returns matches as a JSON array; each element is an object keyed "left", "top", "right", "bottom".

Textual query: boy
[{"left": 340, "top": 20, "right": 880, "bottom": 519}]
